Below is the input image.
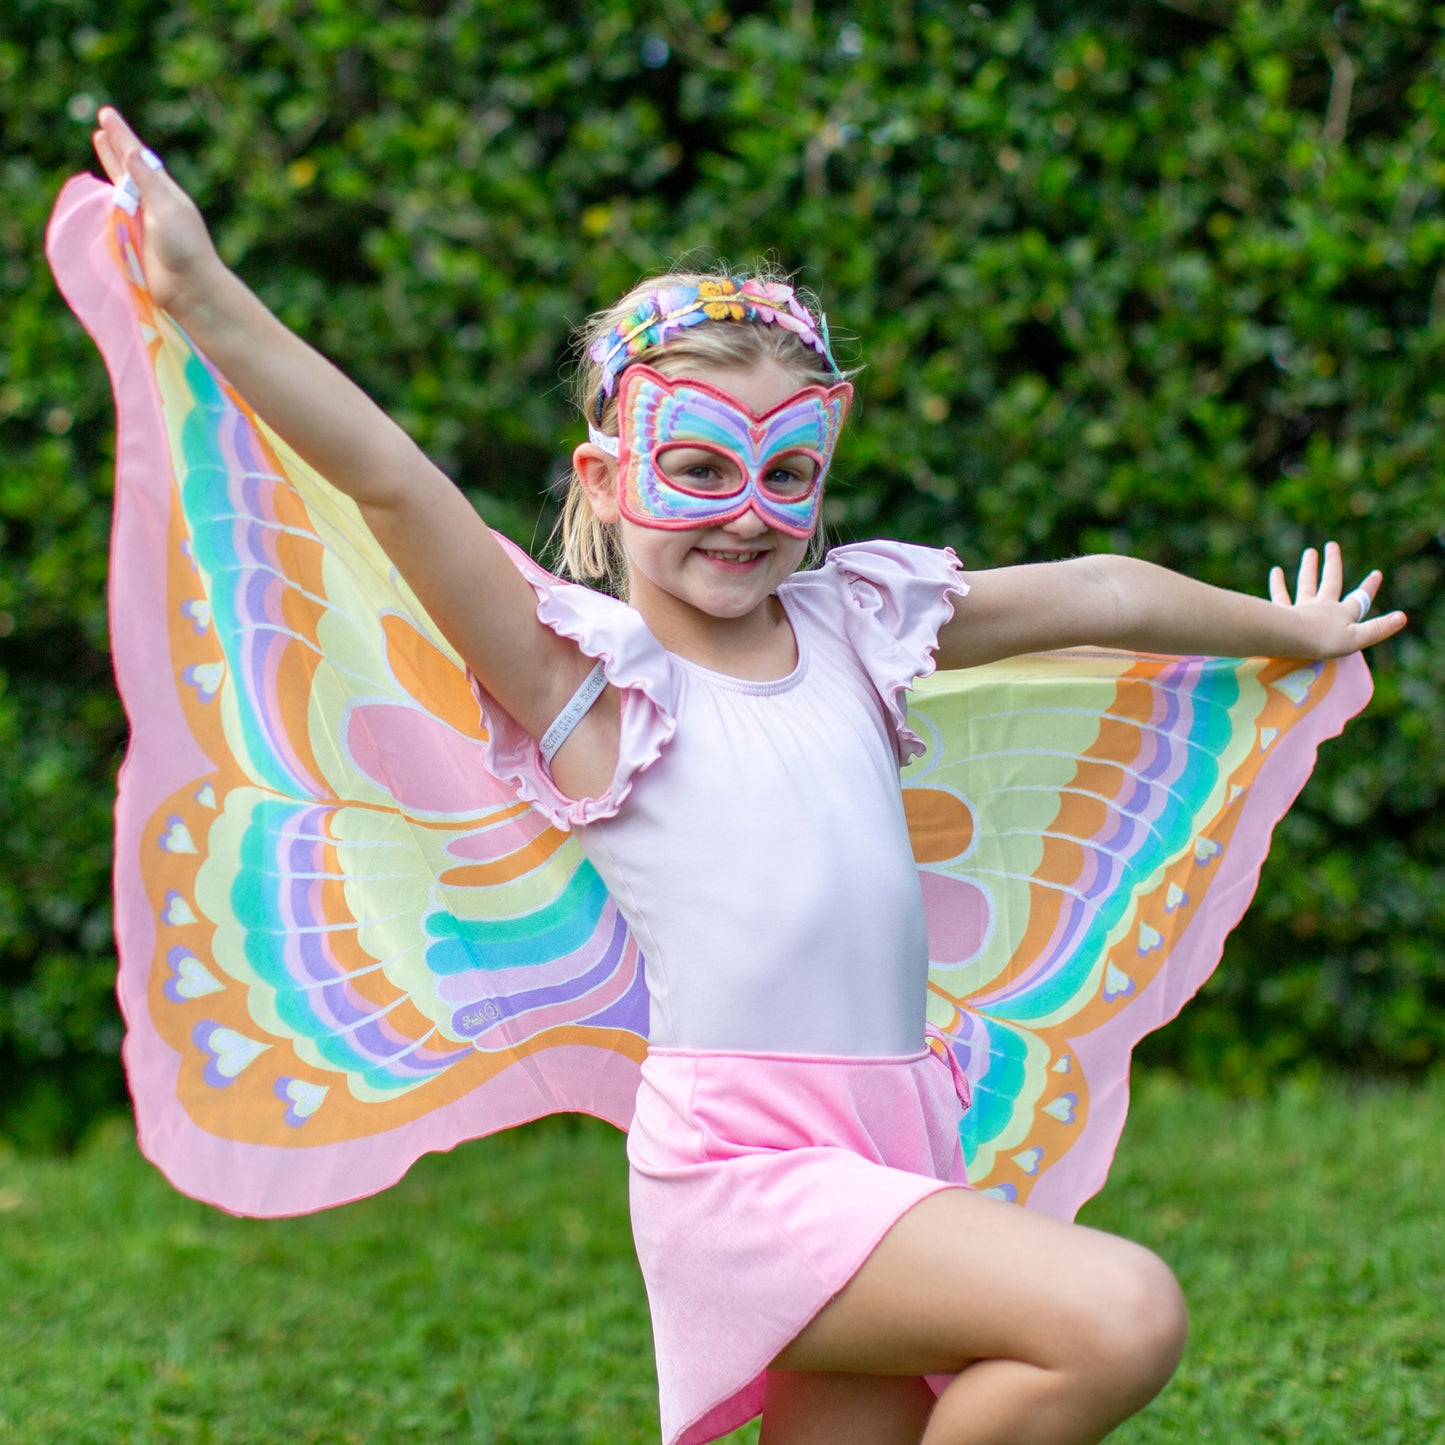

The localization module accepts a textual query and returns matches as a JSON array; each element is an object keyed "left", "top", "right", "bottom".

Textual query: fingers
[
  {"left": 1294, "top": 546, "right": 1320, "bottom": 604},
  {"left": 1281, "top": 543, "right": 1385, "bottom": 610},
  {"left": 93, "top": 126, "right": 122, "bottom": 183},
  {"left": 1340, "top": 562, "right": 1404, "bottom": 650},
  {"left": 1357, "top": 568, "right": 1383, "bottom": 599},
  {"left": 1318, "top": 539, "right": 1344, "bottom": 600},
  {"left": 1344, "top": 569, "right": 1383, "bottom": 618},
  {"left": 96, "top": 106, "right": 143, "bottom": 164},
  {"left": 1357, "top": 609, "right": 1408, "bottom": 647},
  {"left": 94, "top": 107, "right": 167, "bottom": 203},
  {"left": 1272, "top": 544, "right": 1406, "bottom": 652},
  {"left": 92, "top": 107, "right": 136, "bottom": 182}
]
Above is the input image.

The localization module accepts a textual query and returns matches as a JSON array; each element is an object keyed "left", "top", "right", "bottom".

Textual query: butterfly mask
[{"left": 607, "top": 365, "right": 854, "bottom": 538}]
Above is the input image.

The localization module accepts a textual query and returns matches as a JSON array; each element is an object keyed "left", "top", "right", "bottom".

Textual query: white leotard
[{"left": 473, "top": 540, "right": 967, "bottom": 1056}]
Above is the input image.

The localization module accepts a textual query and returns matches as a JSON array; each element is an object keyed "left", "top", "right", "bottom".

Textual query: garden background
[
  {"left": 1, "top": 3, "right": 1443, "bottom": 1442},
  {"left": 1, "top": 1, "right": 1442, "bottom": 1143}
]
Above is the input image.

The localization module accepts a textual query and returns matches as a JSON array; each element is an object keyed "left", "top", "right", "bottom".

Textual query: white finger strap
[
  {"left": 111, "top": 151, "right": 165, "bottom": 214},
  {"left": 540, "top": 660, "right": 608, "bottom": 764},
  {"left": 113, "top": 175, "right": 141, "bottom": 214},
  {"left": 1344, "top": 586, "right": 1372, "bottom": 622}
]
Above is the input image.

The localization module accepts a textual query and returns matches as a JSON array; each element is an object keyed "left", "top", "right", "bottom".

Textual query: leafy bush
[{"left": 2, "top": 0, "right": 1442, "bottom": 1142}]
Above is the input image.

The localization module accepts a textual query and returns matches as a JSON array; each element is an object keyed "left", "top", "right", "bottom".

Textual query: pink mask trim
[{"left": 613, "top": 366, "right": 854, "bottom": 538}]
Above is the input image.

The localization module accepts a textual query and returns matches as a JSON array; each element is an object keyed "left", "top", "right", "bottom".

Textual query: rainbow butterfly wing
[
  {"left": 48, "top": 178, "right": 647, "bottom": 1216},
  {"left": 49, "top": 174, "right": 1368, "bottom": 1226},
  {"left": 903, "top": 648, "right": 1369, "bottom": 1220}
]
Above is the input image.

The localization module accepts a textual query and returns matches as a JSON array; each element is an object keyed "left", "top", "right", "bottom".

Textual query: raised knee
[{"left": 1084, "top": 1246, "right": 1188, "bottom": 1405}]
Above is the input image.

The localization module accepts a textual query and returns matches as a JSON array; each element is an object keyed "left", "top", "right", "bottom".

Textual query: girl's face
[
  {"left": 612, "top": 363, "right": 851, "bottom": 538},
  {"left": 590, "top": 358, "right": 833, "bottom": 630}
]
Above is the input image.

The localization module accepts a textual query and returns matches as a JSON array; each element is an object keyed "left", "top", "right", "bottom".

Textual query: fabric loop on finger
[
  {"left": 112, "top": 175, "right": 141, "bottom": 215},
  {"left": 1344, "top": 586, "right": 1372, "bottom": 623}
]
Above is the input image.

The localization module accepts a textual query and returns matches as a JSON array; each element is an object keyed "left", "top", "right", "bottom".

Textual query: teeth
[{"left": 702, "top": 550, "right": 762, "bottom": 562}]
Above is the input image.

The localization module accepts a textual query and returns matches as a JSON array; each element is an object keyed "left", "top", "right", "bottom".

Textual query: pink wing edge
[
  {"left": 46, "top": 176, "right": 641, "bottom": 1218},
  {"left": 1024, "top": 653, "right": 1373, "bottom": 1220}
]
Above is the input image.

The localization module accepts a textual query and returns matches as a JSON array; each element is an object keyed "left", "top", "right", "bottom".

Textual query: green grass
[
  {"left": 1, "top": 1077, "right": 1440, "bottom": 1444},
  {"left": 1080, "top": 1075, "right": 1445, "bottom": 1444}
]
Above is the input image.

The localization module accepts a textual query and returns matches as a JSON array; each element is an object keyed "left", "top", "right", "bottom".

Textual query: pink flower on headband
[
  {"left": 741, "top": 279, "right": 802, "bottom": 311},
  {"left": 736, "top": 279, "right": 822, "bottom": 341}
]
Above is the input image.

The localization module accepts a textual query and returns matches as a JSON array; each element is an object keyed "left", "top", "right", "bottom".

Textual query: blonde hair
[{"left": 555, "top": 267, "right": 845, "bottom": 592}]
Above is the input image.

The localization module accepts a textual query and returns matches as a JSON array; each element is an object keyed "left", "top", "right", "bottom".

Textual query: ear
[{"left": 572, "top": 443, "right": 621, "bottom": 525}]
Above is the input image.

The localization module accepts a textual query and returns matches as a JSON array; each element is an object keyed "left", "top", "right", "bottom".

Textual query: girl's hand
[
  {"left": 91, "top": 107, "right": 222, "bottom": 315},
  {"left": 1267, "top": 541, "right": 1407, "bottom": 657}
]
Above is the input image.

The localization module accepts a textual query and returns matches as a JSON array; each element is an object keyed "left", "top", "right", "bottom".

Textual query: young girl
[{"left": 88, "top": 107, "right": 1404, "bottom": 1445}]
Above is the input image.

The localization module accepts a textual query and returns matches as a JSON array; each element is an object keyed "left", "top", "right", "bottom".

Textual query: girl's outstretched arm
[
  {"left": 937, "top": 542, "right": 1407, "bottom": 669},
  {"left": 91, "top": 109, "right": 618, "bottom": 791}
]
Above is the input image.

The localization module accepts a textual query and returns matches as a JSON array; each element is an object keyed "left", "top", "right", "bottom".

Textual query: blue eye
[
  {"left": 764, "top": 457, "right": 819, "bottom": 497},
  {"left": 658, "top": 447, "right": 738, "bottom": 493}
]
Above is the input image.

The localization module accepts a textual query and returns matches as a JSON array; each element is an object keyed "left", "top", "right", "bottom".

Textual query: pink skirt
[{"left": 627, "top": 1045, "right": 971, "bottom": 1445}]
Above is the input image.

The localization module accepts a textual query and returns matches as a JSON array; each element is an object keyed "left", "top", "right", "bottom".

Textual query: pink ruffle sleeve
[
  {"left": 820, "top": 541, "right": 969, "bottom": 762},
  {"left": 470, "top": 535, "right": 678, "bottom": 829}
]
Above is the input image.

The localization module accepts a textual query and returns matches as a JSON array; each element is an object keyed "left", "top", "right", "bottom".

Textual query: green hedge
[{"left": 2, "top": 0, "right": 1442, "bottom": 1144}]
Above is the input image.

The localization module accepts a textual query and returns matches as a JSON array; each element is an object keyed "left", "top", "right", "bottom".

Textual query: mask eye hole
[
  {"left": 760, "top": 452, "right": 820, "bottom": 499},
  {"left": 654, "top": 444, "right": 744, "bottom": 496}
]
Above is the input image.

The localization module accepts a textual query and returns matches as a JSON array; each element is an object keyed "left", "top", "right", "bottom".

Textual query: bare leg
[
  {"left": 760, "top": 1372, "right": 934, "bottom": 1445},
  {"left": 765, "top": 1189, "right": 1187, "bottom": 1445}
]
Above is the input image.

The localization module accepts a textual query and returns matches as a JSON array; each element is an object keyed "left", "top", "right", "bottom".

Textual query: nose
[{"left": 720, "top": 503, "right": 771, "bottom": 537}]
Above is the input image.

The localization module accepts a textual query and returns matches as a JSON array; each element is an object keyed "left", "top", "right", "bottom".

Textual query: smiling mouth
[{"left": 699, "top": 549, "right": 766, "bottom": 563}]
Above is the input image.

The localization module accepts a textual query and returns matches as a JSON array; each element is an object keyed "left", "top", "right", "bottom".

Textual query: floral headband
[{"left": 589, "top": 277, "right": 840, "bottom": 421}]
